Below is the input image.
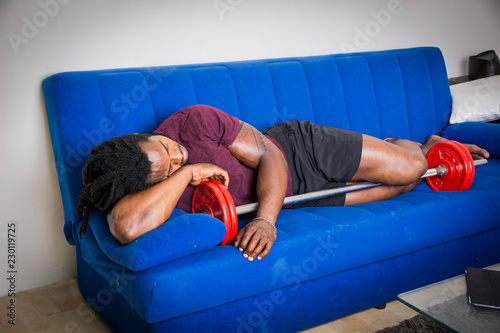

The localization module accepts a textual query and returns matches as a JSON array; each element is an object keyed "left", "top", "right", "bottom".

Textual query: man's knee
[
  {"left": 396, "top": 153, "right": 427, "bottom": 185},
  {"left": 409, "top": 154, "right": 427, "bottom": 182}
]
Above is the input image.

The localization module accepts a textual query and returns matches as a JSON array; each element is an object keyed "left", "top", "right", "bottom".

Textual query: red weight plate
[
  {"left": 449, "top": 141, "right": 475, "bottom": 191},
  {"left": 444, "top": 141, "right": 474, "bottom": 191},
  {"left": 192, "top": 180, "right": 237, "bottom": 245},
  {"left": 192, "top": 181, "right": 225, "bottom": 219},
  {"left": 426, "top": 141, "right": 469, "bottom": 191},
  {"left": 211, "top": 180, "right": 238, "bottom": 244},
  {"left": 425, "top": 141, "right": 474, "bottom": 191}
]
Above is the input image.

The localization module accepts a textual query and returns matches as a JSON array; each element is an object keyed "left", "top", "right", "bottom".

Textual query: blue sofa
[{"left": 43, "top": 47, "right": 500, "bottom": 332}]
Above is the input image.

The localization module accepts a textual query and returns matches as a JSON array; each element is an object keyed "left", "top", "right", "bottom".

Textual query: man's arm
[
  {"left": 229, "top": 122, "right": 289, "bottom": 261},
  {"left": 108, "top": 163, "right": 229, "bottom": 245}
]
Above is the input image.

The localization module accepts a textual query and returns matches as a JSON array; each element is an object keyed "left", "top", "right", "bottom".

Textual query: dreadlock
[{"left": 75, "top": 133, "right": 153, "bottom": 239}]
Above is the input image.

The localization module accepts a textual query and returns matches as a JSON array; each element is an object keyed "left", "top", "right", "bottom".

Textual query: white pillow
[{"left": 449, "top": 75, "right": 500, "bottom": 124}]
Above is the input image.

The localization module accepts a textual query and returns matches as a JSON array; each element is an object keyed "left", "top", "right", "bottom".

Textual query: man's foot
[
  {"left": 462, "top": 143, "right": 490, "bottom": 160},
  {"left": 422, "top": 135, "right": 489, "bottom": 160}
]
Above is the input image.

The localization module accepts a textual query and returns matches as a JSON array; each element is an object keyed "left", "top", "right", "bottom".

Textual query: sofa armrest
[
  {"left": 88, "top": 209, "right": 227, "bottom": 271},
  {"left": 442, "top": 122, "right": 500, "bottom": 158}
]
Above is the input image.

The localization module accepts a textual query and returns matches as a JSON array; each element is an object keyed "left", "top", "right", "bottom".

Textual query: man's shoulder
[
  {"left": 154, "top": 105, "right": 240, "bottom": 143},
  {"left": 173, "top": 105, "right": 240, "bottom": 128},
  {"left": 179, "top": 104, "right": 235, "bottom": 120}
]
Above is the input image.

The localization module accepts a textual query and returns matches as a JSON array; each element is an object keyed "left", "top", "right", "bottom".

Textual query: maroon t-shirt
[{"left": 152, "top": 105, "right": 293, "bottom": 212}]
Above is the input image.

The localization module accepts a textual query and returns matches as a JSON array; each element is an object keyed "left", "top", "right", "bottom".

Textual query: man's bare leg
[
  {"left": 344, "top": 134, "right": 490, "bottom": 206},
  {"left": 345, "top": 135, "right": 427, "bottom": 206},
  {"left": 350, "top": 135, "right": 428, "bottom": 185},
  {"left": 345, "top": 182, "right": 420, "bottom": 206}
]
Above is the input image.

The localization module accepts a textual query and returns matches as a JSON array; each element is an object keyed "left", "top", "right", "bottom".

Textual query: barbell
[{"left": 192, "top": 141, "right": 488, "bottom": 245}]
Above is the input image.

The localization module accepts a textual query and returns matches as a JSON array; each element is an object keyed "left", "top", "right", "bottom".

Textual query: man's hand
[
  {"left": 234, "top": 219, "right": 277, "bottom": 261},
  {"left": 185, "top": 163, "right": 230, "bottom": 187}
]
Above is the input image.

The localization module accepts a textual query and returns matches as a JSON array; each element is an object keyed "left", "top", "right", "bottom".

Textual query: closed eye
[{"left": 159, "top": 141, "right": 173, "bottom": 177}]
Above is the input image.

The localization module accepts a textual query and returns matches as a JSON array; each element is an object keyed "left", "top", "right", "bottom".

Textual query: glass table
[{"left": 398, "top": 264, "right": 500, "bottom": 333}]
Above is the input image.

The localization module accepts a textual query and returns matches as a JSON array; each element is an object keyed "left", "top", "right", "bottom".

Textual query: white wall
[{"left": 1, "top": 0, "right": 499, "bottom": 296}]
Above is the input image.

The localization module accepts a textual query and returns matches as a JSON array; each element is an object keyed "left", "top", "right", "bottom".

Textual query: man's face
[{"left": 140, "top": 135, "right": 189, "bottom": 183}]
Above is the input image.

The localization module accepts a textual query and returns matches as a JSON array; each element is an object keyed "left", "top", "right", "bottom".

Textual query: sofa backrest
[{"left": 43, "top": 46, "right": 451, "bottom": 244}]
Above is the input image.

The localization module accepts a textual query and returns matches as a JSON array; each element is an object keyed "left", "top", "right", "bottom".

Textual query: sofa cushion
[
  {"left": 87, "top": 208, "right": 227, "bottom": 271},
  {"left": 449, "top": 75, "right": 500, "bottom": 124}
]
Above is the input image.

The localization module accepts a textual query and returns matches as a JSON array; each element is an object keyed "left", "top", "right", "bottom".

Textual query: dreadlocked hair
[{"left": 75, "top": 133, "right": 153, "bottom": 239}]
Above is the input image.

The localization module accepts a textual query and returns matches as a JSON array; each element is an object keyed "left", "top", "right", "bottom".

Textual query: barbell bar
[
  {"left": 192, "top": 140, "right": 488, "bottom": 245},
  {"left": 234, "top": 157, "right": 487, "bottom": 216}
]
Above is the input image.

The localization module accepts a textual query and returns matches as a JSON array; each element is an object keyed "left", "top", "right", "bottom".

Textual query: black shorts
[{"left": 264, "top": 120, "right": 363, "bottom": 207}]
